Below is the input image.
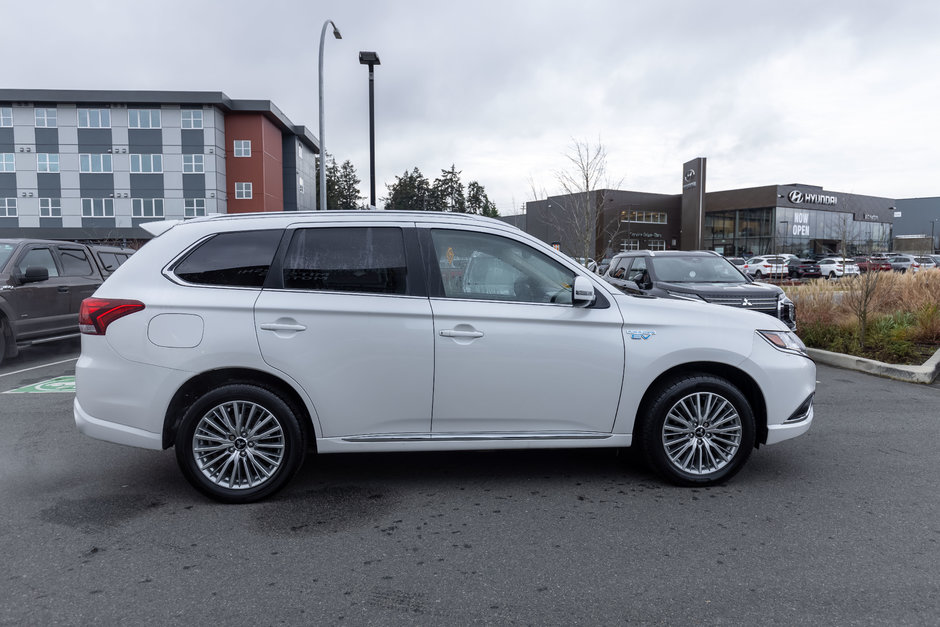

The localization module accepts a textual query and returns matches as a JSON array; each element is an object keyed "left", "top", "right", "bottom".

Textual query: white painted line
[{"left": 0, "top": 358, "right": 79, "bottom": 379}]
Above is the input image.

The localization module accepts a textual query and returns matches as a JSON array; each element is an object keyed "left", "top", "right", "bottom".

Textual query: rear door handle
[
  {"left": 58, "top": 286, "right": 70, "bottom": 293},
  {"left": 440, "top": 329, "right": 484, "bottom": 339},
  {"left": 260, "top": 322, "right": 307, "bottom": 332}
]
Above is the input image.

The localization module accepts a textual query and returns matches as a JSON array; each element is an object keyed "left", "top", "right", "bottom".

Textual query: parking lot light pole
[
  {"left": 359, "top": 51, "right": 381, "bottom": 209},
  {"left": 318, "top": 20, "right": 342, "bottom": 211}
]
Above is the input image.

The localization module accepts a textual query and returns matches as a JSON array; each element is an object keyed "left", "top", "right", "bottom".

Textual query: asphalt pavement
[{"left": 1, "top": 342, "right": 938, "bottom": 625}]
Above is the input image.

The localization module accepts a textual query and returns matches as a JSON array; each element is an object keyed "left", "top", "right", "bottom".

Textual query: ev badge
[{"left": 627, "top": 330, "right": 656, "bottom": 340}]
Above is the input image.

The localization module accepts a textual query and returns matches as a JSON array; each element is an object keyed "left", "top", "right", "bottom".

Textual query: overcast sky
[{"left": 7, "top": 0, "right": 940, "bottom": 213}]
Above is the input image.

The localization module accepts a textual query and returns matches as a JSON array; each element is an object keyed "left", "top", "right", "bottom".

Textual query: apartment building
[{"left": 0, "top": 89, "right": 318, "bottom": 242}]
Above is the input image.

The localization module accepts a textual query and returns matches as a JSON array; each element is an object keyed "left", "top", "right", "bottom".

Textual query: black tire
[
  {"left": 638, "top": 374, "right": 756, "bottom": 486},
  {"left": 754, "top": 271, "right": 762, "bottom": 279},
  {"left": 175, "top": 384, "right": 305, "bottom": 503},
  {"left": 828, "top": 271, "right": 836, "bottom": 280}
]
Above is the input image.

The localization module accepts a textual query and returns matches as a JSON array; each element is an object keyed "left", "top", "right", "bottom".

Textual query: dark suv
[{"left": 603, "top": 250, "right": 796, "bottom": 329}]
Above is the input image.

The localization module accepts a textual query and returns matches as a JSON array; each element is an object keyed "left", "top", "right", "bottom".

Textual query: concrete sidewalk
[{"left": 807, "top": 346, "right": 940, "bottom": 384}]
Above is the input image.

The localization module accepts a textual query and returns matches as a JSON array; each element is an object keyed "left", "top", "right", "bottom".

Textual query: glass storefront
[{"left": 704, "top": 207, "right": 891, "bottom": 257}]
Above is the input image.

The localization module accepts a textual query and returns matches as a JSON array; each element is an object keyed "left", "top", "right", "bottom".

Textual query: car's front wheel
[
  {"left": 175, "top": 384, "right": 305, "bottom": 503},
  {"left": 638, "top": 374, "right": 755, "bottom": 486}
]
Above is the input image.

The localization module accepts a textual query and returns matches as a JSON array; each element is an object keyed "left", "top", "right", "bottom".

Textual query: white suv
[{"left": 75, "top": 212, "right": 816, "bottom": 502}]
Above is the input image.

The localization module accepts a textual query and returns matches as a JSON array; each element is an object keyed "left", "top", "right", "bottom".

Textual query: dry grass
[{"left": 784, "top": 269, "right": 940, "bottom": 361}]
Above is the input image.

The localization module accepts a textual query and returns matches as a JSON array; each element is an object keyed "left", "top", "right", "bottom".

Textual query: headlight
[
  {"left": 666, "top": 290, "right": 704, "bottom": 301},
  {"left": 758, "top": 329, "right": 807, "bottom": 356}
]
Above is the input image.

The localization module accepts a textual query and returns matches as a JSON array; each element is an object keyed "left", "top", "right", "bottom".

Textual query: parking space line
[{"left": 0, "top": 358, "right": 79, "bottom": 379}]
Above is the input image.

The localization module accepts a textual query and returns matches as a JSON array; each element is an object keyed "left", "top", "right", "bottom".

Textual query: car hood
[
  {"left": 655, "top": 281, "right": 784, "bottom": 296},
  {"left": 612, "top": 291, "right": 790, "bottom": 333}
]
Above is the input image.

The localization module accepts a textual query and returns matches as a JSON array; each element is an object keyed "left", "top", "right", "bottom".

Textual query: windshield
[
  {"left": 0, "top": 242, "right": 15, "bottom": 270},
  {"left": 652, "top": 256, "right": 746, "bottom": 284}
]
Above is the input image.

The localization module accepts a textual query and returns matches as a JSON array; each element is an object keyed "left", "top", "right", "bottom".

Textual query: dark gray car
[{"left": 604, "top": 250, "right": 796, "bottom": 329}]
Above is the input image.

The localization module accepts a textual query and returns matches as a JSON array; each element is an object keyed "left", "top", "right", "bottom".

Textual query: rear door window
[
  {"left": 58, "top": 247, "right": 95, "bottom": 276},
  {"left": 174, "top": 230, "right": 282, "bottom": 287},
  {"left": 281, "top": 227, "right": 408, "bottom": 295}
]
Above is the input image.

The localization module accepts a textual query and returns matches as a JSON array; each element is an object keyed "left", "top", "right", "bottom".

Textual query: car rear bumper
[{"left": 74, "top": 397, "right": 163, "bottom": 450}]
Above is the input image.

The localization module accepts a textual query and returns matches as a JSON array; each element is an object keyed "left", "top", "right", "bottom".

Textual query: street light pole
[
  {"left": 318, "top": 20, "right": 342, "bottom": 211},
  {"left": 359, "top": 51, "right": 381, "bottom": 209}
]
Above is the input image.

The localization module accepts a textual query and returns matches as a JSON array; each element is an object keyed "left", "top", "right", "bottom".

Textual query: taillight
[{"left": 79, "top": 298, "right": 145, "bottom": 335}]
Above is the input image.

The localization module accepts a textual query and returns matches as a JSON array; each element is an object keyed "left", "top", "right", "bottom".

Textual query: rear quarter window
[{"left": 173, "top": 230, "right": 282, "bottom": 287}]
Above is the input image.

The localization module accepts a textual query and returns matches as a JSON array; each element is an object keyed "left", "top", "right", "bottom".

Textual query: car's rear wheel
[
  {"left": 639, "top": 374, "right": 755, "bottom": 486},
  {"left": 754, "top": 271, "right": 763, "bottom": 279},
  {"left": 175, "top": 384, "right": 305, "bottom": 503}
]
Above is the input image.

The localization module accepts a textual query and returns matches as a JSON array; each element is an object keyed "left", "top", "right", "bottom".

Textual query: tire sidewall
[
  {"left": 640, "top": 375, "right": 756, "bottom": 486},
  {"left": 175, "top": 384, "right": 305, "bottom": 503}
]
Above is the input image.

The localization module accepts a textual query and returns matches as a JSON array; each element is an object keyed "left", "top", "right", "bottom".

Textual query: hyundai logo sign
[
  {"left": 787, "top": 190, "right": 803, "bottom": 203},
  {"left": 787, "top": 189, "right": 838, "bottom": 205}
]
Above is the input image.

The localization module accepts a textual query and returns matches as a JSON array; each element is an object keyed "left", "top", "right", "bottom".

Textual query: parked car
[
  {"left": 0, "top": 238, "right": 114, "bottom": 365},
  {"left": 816, "top": 257, "right": 860, "bottom": 279},
  {"left": 786, "top": 258, "right": 821, "bottom": 279},
  {"left": 742, "top": 255, "right": 788, "bottom": 279},
  {"left": 854, "top": 257, "right": 892, "bottom": 273},
  {"left": 888, "top": 254, "right": 922, "bottom": 273},
  {"left": 913, "top": 256, "right": 937, "bottom": 271},
  {"left": 603, "top": 250, "right": 796, "bottom": 330},
  {"left": 725, "top": 257, "right": 746, "bottom": 268},
  {"left": 91, "top": 245, "right": 135, "bottom": 278},
  {"left": 74, "top": 212, "right": 815, "bottom": 502},
  {"left": 596, "top": 258, "right": 612, "bottom": 275}
]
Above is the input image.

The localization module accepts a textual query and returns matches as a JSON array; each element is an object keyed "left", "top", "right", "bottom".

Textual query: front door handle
[
  {"left": 58, "top": 286, "right": 70, "bottom": 293},
  {"left": 440, "top": 329, "right": 484, "bottom": 339}
]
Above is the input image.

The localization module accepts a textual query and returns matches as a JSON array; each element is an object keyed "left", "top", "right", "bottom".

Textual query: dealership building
[
  {"left": 520, "top": 158, "right": 938, "bottom": 259},
  {"left": 0, "top": 89, "right": 319, "bottom": 243}
]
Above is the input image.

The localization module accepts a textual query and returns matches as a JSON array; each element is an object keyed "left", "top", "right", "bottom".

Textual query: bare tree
[{"left": 530, "top": 139, "right": 624, "bottom": 265}]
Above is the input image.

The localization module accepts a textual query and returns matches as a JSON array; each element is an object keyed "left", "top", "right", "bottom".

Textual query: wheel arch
[
  {"left": 161, "top": 367, "right": 317, "bottom": 451},
  {"left": 633, "top": 361, "right": 768, "bottom": 446}
]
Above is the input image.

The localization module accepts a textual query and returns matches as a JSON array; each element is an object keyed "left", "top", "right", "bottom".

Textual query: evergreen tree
[
  {"left": 433, "top": 165, "right": 466, "bottom": 213},
  {"left": 466, "top": 181, "right": 499, "bottom": 217},
  {"left": 383, "top": 168, "right": 434, "bottom": 211},
  {"left": 335, "top": 160, "right": 364, "bottom": 210}
]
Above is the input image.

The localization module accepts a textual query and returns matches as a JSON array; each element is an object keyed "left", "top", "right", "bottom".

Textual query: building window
[
  {"left": 234, "top": 140, "right": 251, "bottom": 157},
  {"left": 130, "top": 154, "right": 163, "bottom": 173},
  {"left": 648, "top": 240, "right": 667, "bottom": 251},
  {"left": 298, "top": 144, "right": 303, "bottom": 160},
  {"left": 132, "top": 198, "right": 164, "bottom": 218},
  {"left": 81, "top": 198, "right": 114, "bottom": 217},
  {"left": 37, "top": 154, "right": 60, "bottom": 173},
  {"left": 0, "top": 198, "right": 16, "bottom": 217},
  {"left": 0, "top": 107, "right": 13, "bottom": 127},
  {"left": 79, "top": 154, "right": 113, "bottom": 173},
  {"left": 235, "top": 182, "right": 252, "bottom": 199},
  {"left": 181, "top": 110, "right": 203, "bottom": 129},
  {"left": 40, "top": 198, "right": 62, "bottom": 217},
  {"left": 621, "top": 210, "right": 668, "bottom": 224},
  {"left": 35, "top": 108, "right": 57, "bottom": 128},
  {"left": 184, "top": 198, "right": 206, "bottom": 218},
  {"left": 182, "top": 154, "right": 205, "bottom": 174},
  {"left": 298, "top": 176, "right": 304, "bottom": 194},
  {"left": 0, "top": 153, "right": 14, "bottom": 172},
  {"left": 128, "top": 109, "right": 161, "bottom": 129},
  {"left": 78, "top": 108, "right": 111, "bottom": 128},
  {"left": 621, "top": 239, "right": 640, "bottom": 252}
]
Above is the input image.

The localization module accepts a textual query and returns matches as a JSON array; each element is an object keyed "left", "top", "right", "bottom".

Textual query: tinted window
[
  {"left": 17, "top": 248, "right": 59, "bottom": 277},
  {"left": 282, "top": 227, "right": 407, "bottom": 295},
  {"left": 175, "top": 230, "right": 282, "bottom": 287},
  {"left": 431, "top": 229, "right": 575, "bottom": 304},
  {"left": 59, "top": 248, "right": 95, "bottom": 276},
  {"left": 97, "top": 252, "right": 119, "bottom": 271},
  {"left": 651, "top": 256, "right": 744, "bottom": 283},
  {"left": 0, "top": 242, "right": 14, "bottom": 269}
]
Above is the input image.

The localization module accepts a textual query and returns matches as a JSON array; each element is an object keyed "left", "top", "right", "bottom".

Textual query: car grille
[{"left": 701, "top": 294, "right": 779, "bottom": 316}]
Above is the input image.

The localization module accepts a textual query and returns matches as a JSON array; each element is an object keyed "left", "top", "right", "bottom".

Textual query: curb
[{"left": 806, "top": 347, "right": 940, "bottom": 384}]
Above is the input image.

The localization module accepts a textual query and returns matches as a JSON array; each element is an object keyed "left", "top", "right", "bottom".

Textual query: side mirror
[
  {"left": 23, "top": 266, "right": 50, "bottom": 283},
  {"left": 572, "top": 275, "right": 595, "bottom": 307}
]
